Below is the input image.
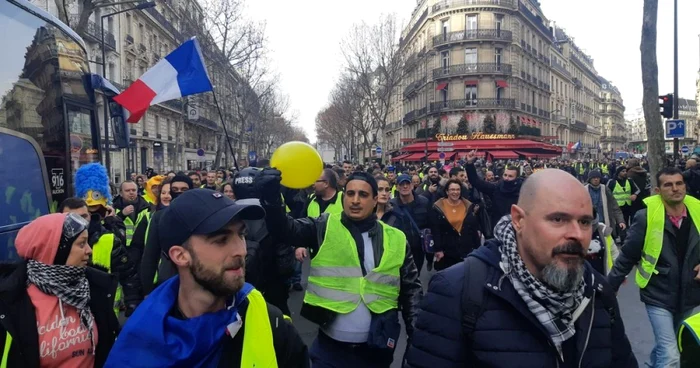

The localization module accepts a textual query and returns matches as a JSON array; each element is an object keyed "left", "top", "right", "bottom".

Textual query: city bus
[{"left": 0, "top": 0, "right": 127, "bottom": 260}]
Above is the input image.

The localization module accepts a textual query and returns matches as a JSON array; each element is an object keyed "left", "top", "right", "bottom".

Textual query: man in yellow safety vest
[
  {"left": 103, "top": 189, "right": 309, "bottom": 367},
  {"left": 608, "top": 167, "right": 700, "bottom": 368},
  {"left": 256, "top": 169, "right": 422, "bottom": 367}
]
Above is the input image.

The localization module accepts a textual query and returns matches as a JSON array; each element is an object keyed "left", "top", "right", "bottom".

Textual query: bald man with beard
[{"left": 405, "top": 169, "right": 637, "bottom": 368}]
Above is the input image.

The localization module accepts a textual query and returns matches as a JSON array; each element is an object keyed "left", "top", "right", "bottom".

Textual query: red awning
[
  {"left": 488, "top": 150, "right": 520, "bottom": 159},
  {"left": 514, "top": 150, "right": 533, "bottom": 159},
  {"left": 496, "top": 80, "right": 509, "bottom": 88},
  {"left": 403, "top": 153, "right": 426, "bottom": 161},
  {"left": 464, "top": 80, "right": 478, "bottom": 86},
  {"left": 435, "top": 82, "right": 448, "bottom": 91},
  {"left": 391, "top": 154, "right": 409, "bottom": 162}
]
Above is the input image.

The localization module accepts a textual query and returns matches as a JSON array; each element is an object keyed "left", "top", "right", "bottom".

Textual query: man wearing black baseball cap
[{"left": 105, "top": 189, "right": 309, "bottom": 367}]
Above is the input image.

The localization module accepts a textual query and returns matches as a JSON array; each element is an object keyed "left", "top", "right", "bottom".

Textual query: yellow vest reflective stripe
[
  {"left": 241, "top": 289, "right": 278, "bottom": 368},
  {"left": 304, "top": 214, "right": 405, "bottom": 314},
  {"left": 1, "top": 331, "right": 11, "bottom": 368},
  {"left": 307, "top": 193, "right": 343, "bottom": 218},
  {"left": 142, "top": 194, "right": 155, "bottom": 205},
  {"left": 612, "top": 180, "right": 632, "bottom": 207},
  {"left": 91, "top": 234, "right": 122, "bottom": 315},
  {"left": 636, "top": 195, "right": 700, "bottom": 288}
]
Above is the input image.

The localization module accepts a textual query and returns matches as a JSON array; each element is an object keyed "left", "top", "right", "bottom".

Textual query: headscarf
[{"left": 17, "top": 213, "right": 95, "bottom": 354}]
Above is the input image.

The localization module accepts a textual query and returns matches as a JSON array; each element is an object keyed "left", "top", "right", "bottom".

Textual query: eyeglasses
[{"left": 315, "top": 180, "right": 327, "bottom": 184}]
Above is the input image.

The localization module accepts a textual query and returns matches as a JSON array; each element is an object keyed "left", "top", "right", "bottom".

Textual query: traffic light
[{"left": 659, "top": 94, "right": 674, "bottom": 119}]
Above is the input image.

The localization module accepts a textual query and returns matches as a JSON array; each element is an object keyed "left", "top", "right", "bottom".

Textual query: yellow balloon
[{"left": 270, "top": 141, "right": 323, "bottom": 189}]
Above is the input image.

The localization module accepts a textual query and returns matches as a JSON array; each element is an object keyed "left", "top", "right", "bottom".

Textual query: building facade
[
  {"left": 30, "top": 0, "right": 249, "bottom": 181},
  {"left": 391, "top": 0, "right": 625, "bottom": 161},
  {"left": 625, "top": 100, "right": 698, "bottom": 154},
  {"left": 399, "top": 0, "right": 552, "bottom": 153},
  {"left": 598, "top": 77, "right": 626, "bottom": 153}
]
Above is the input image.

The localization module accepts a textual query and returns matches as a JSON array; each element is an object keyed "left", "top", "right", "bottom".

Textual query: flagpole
[{"left": 211, "top": 91, "right": 239, "bottom": 171}]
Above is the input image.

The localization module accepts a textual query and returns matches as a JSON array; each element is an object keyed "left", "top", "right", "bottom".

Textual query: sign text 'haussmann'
[{"left": 435, "top": 133, "right": 516, "bottom": 142}]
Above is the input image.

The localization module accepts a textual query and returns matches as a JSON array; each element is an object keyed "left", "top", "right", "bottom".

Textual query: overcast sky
[{"left": 247, "top": 0, "right": 700, "bottom": 142}]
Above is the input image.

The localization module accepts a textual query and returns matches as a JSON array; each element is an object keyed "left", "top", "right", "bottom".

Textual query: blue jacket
[{"left": 405, "top": 240, "right": 637, "bottom": 368}]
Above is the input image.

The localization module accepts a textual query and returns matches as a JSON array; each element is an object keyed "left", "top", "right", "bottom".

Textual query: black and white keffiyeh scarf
[
  {"left": 494, "top": 215, "right": 584, "bottom": 355},
  {"left": 26, "top": 260, "right": 95, "bottom": 354}
]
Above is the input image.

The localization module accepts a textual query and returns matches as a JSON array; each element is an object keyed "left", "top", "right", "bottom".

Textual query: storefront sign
[{"left": 435, "top": 133, "right": 516, "bottom": 142}]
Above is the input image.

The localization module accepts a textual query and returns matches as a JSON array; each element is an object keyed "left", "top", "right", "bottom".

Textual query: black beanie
[
  {"left": 615, "top": 166, "right": 626, "bottom": 178},
  {"left": 588, "top": 170, "right": 602, "bottom": 181},
  {"left": 171, "top": 174, "right": 193, "bottom": 189},
  {"left": 346, "top": 171, "right": 378, "bottom": 196}
]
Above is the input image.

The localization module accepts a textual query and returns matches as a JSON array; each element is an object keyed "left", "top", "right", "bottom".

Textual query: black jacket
[
  {"left": 683, "top": 167, "right": 700, "bottom": 199},
  {"left": 405, "top": 241, "right": 637, "bottom": 368},
  {"left": 0, "top": 262, "right": 121, "bottom": 368},
  {"left": 608, "top": 208, "right": 700, "bottom": 314},
  {"left": 91, "top": 216, "right": 142, "bottom": 305},
  {"left": 429, "top": 198, "right": 481, "bottom": 270},
  {"left": 465, "top": 163, "right": 522, "bottom": 222},
  {"left": 113, "top": 195, "right": 151, "bottom": 226},
  {"left": 391, "top": 192, "right": 430, "bottom": 250},
  {"left": 267, "top": 209, "right": 423, "bottom": 337}
]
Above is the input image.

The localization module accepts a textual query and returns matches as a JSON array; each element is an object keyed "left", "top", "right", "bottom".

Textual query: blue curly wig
[{"left": 74, "top": 163, "right": 112, "bottom": 205}]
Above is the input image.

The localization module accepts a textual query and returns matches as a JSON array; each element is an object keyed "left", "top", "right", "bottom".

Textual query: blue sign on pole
[
  {"left": 439, "top": 152, "right": 446, "bottom": 159},
  {"left": 681, "top": 145, "right": 690, "bottom": 154},
  {"left": 665, "top": 119, "right": 686, "bottom": 138},
  {"left": 375, "top": 146, "right": 382, "bottom": 154},
  {"left": 196, "top": 148, "right": 205, "bottom": 157}
]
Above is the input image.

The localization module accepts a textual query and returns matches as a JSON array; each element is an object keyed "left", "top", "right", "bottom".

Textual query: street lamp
[{"left": 101, "top": 1, "right": 156, "bottom": 177}]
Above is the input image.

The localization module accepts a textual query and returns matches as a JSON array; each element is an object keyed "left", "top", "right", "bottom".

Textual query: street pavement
[{"left": 288, "top": 259, "right": 653, "bottom": 367}]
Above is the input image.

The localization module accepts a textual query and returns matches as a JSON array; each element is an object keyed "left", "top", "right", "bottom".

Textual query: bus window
[
  {"left": 0, "top": 129, "right": 52, "bottom": 261},
  {"left": 0, "top": 0, "right": 99, "bottom": 209}
]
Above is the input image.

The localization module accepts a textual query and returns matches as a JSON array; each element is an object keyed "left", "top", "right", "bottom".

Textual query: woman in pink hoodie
[{"left": 0, "top": 213, "right": 120, "bottom": 368}]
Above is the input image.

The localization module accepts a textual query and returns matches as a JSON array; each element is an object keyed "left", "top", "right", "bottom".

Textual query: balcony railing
[
  {"left": 144, "top": 7, "right": 183, "bottom": 41},
  {"left": 433, "top": 29, "right": 512, "bottom": 47},
  {"left": 572, "top": 121, "right": 587, "bottom": 130},
  {"left": 432, "top": 63, "right": 512, "bottom": 79},
  {"left": 403, "top": 76, "right": 426, "bottom": 97},
  {"left": 400, "top": 8, "right": 428, "bottom": 47},
  {"left": 433, "top": 0, "right": 516, "bottom": 12},
  {"left": 191, "top": 116, "right": 219, "bottom": 131},
  {"left": 518, "top": 1, "right": 552, "bottom": 40},
  {"left": 404, "top": 110, "right": 416, "bottom": 123},
  {"left": 430, "top": 98, "right": 515, "bottom": 112},
  {"left": 69, "top": 16, "right": 116, "bottom": 50},
  {"left": 573, "top": 78, "right": 583, "bottom": 89}
]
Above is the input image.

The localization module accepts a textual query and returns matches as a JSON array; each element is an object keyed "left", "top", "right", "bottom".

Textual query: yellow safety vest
[
  {"left": 307, "top": 193, "right": 343, "bottom": 218},
  {"left": 636, "top": 195, "right": 700, "bottom": 288},
  {"left": 116, "top": 208, "right": 149, "bottom": 246},
  {"left": 142, "top": 194, "right": 155, "bottom": 205},
  {"left": 612, "top": 180, "right": 632, "bottom": 207},
  {"left": 240, "top": 288, "right": 278, "bottom": 367},
  {"left": 578, "top": 165, "right": 585, "bottom": 175},
  {"left": 601, "top": 164, "right": 609, "bottom": 175},
  {"left": 304, "top": 214, "right": 406, "bottom": 314},
  {"left": 679, "top": 312, "right": 700, "bottom": 355},
  {"left": 604, "top": 235, "right": 614, "bottom": 275},
  {"left": 1, "top": 331, "right": 11, "bottom": 368},
  {"left": 91, "top": 233, "right": 122, "bottom": 316}
]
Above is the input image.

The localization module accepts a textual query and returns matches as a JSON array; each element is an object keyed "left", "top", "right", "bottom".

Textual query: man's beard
[
  {"left": 189, "top": 253, "right": 245, "bottom": 297},
  {"left": 541, "top": 241, "right": 585, "bottom": 292}
]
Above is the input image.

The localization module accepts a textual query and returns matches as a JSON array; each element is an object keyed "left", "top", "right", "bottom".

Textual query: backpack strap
[{"left": 460, "top": 256, "right": 490, "bottom": 340}]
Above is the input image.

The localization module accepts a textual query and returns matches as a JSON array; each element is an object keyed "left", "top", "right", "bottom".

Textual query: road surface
[{"left": 288, "top": 260, "right": 653, "bottom": 367}]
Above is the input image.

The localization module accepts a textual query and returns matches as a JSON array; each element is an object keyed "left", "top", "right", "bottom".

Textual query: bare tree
[
  {"left": 55, "top": 0, "right": 100, "bottom": 36},
  {"left": 641, "top": 0, "right": 665, "bottom": 185},
  {"left": 203, "top": 0, "right": 266, "bottom": 71},
  {"left": 341, "top": 14, "right": 403, "bottom": 148},
  {"left": 316, "top": 106, "right": 352, "bottom": 159}
]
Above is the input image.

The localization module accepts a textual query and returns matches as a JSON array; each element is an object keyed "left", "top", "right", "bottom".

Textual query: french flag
[
  {"left": 572, "top": 140, "right": 581, "bottom": 150},
  {"left": 114, "top": 37, "right": 212, "bottom": 123}
]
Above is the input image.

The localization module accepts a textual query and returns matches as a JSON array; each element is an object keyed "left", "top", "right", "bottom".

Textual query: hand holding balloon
[{"left": 270, "top": 141, "right": 323, "bottom": 189}]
